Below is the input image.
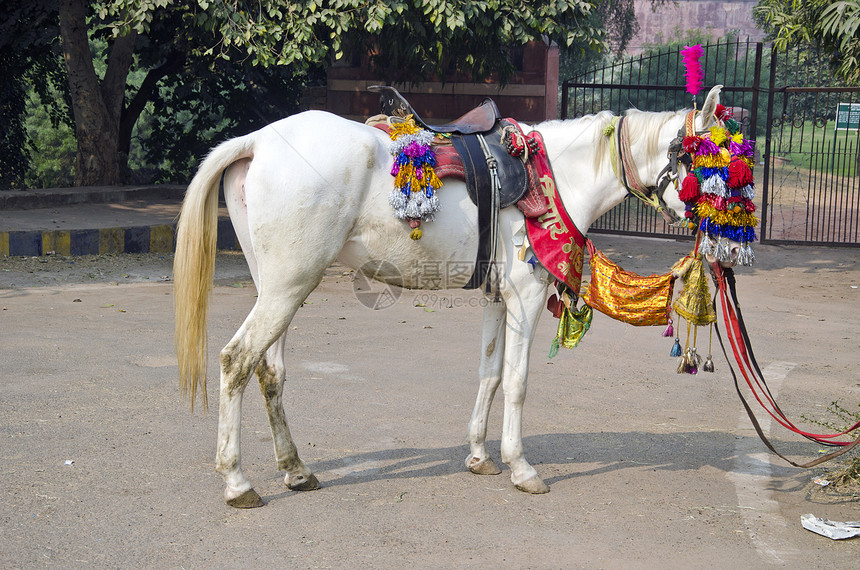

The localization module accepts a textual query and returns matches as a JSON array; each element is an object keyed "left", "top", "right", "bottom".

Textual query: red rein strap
[{"left": 711, "top": 262, "right": 860, "bottom": 468}]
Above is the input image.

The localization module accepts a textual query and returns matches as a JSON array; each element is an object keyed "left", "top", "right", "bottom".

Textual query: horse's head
[{"left": 656, "top": 84, "right": 758, "bottom": 267}]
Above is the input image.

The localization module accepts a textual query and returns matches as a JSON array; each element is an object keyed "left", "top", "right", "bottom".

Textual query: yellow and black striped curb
[{"left": 1, "top": 219, "right": 239, "bottom": 257}]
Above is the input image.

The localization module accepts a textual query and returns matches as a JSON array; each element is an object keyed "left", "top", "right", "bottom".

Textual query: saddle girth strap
[{"left": 453, "top": 132, "right": 501, "bottom": 291}]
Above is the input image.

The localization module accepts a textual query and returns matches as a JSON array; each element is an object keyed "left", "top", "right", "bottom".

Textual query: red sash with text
[{"left": 523, "top": 131, "right": 587, "bottom": 294}]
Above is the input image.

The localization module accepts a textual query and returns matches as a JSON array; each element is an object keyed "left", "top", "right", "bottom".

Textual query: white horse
[{"left": 174, "top": 86, "right": 726, "bottom": 508}]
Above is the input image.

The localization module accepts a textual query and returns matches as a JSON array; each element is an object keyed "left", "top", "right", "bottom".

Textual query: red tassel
[
  {"left": 678, "top": 173, "right": 700, "bottom": 202},
  {"left": 682, "top": 136, "right": 701, "bottom": 153},
  {"left": 726, "top": 158, "right": 753, "bottom": 188},
  {"left": 714, "top": 104, "right": 732, "bottom": 121}
]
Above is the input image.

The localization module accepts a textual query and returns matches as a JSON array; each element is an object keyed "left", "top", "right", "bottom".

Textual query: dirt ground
[{"left": 1, "top": 234, "right": 859, "bottom": 567}]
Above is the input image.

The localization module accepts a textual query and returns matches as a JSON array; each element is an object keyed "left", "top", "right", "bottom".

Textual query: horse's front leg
[
  {"left": 465, "top": 299, "right": 507, "bottom": 475},
  {"left": 500, "top": 274, "right": 550, "bottom": 494},
  {"left": 256, "top": 336, "right": 319, "bottom": 491}
]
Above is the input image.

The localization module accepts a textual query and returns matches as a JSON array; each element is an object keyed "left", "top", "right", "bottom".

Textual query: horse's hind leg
[
  {"left": 256, "top": 336, "right": 319, "bottom": 491},
  {"left": 465, "top": 300, "right": 507, "bottom": 475},
  {"left": 217, "top": 284, "right": 320, "bottom": 507}
]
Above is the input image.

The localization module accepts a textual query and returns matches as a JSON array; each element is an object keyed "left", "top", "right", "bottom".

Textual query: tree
[
  {"left": 41, "top": 0, "right": 606, "bottom": 187},
  {"left": 754, "top": 0, "right": 860, "bottom": 84},
  {"left": 0, "top": 1, "right": 68, "bottom": 189}
]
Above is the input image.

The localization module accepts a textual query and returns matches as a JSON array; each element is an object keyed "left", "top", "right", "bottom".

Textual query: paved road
[{"left": 2, "top": 235, "right": 858, "bottom": 567}]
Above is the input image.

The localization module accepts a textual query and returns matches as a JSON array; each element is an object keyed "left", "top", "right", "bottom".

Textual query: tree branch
[
  {"left": 119, "top": 50, "right": 187, "bottom": 156},
  {"left": 102, "top": 30, "right": 138, "bottom": 120}
]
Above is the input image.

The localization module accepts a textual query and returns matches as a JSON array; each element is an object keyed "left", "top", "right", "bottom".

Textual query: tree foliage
[
  {"left": 5, "top": 1, "right": 608, "bottom": 188},
  {"left": 0, "top": 1, "right": 70, "bottom": 188},
  {"left": 97, "top": 0, "right": 603, "bottom": 83},
  {"left": 755, "top": 0, "right": 860, "bottom": 84}
]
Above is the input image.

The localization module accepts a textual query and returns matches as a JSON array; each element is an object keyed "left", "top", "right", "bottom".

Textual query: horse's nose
[
  {"left": 730, "top": 243, "right": 740, "bottom": 262},
  {"left": 720, "top": 243, "right": 740, "bottom": 268}
]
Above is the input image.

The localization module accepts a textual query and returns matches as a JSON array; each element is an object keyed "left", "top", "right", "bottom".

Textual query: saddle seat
[{"left": 369, "top": 85, "right": 500, "bottom": 135}]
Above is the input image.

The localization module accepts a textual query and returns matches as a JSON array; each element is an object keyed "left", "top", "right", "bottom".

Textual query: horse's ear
[{"left": 697, "top": 84, "right": 723, "bottom": 130}]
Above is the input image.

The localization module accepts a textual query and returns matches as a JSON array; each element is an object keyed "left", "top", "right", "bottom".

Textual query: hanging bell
[
  {"left": 670, "top": 337, "right": 683, "bottom": 357},
  {"left": 703, "top": 354, "right": 715, "bottom": 373}
]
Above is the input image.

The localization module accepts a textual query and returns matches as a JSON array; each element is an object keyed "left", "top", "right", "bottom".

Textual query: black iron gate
[{"left": 562, "top": 38, "right": 860, "bottom": 246}]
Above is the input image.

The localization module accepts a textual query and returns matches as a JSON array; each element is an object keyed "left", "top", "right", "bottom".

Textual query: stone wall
[{"left": 629, "top": 0, "right": 765, "bottom": 52}]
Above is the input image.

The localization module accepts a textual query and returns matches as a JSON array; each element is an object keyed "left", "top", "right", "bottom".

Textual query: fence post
[{"left": 759, "top": 44, "right": 779, "bottom": 244}]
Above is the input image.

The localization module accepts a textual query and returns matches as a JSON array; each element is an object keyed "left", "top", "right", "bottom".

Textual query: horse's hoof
[
  {"left": 286, "top": 472, "right": 320, "bottom": 491},
  {"left": 226, "top": 488, "right": 265, "bottom": 508},
  {"left": 467, "top": 456, "right": 502, "bottom": 475},
  {"left": 515, "top": 475, "right": 550, "bottom": 494}
]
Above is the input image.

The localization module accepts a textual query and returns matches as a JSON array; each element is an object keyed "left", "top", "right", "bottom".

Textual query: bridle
[{"left": 610, "top": 110, "right": 700, "bottom": 226}]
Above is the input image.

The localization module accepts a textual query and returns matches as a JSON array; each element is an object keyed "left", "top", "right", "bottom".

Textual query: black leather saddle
[
  {"left": 370, "top": 86, "right": 530, "bottom": 290},
  {"left": 369, "top": 85, "right": 500, "bottom": 134}
]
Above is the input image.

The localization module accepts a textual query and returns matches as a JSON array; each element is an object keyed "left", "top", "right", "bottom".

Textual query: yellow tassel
[
  {"left": 693, "top": 155, "right": 723, "bottom": 168},
  {"left": 696, "top": 148, "right": 732, "bottom": 168},
  {"left": 425, "top": 169, "right": 443, "bottom": 189},
  {"left": 410, "top": 228, "right": 423, "bottom": 240},
  {"left": 394, "top": 163, "right": 413, "bottom": 187},
  {"left": 696, "top": 204, "right": 758, "bottom": 227},
  {"left": 389, "top": 116, "right": 421, "bottom": 139},
  {"left": 709, "top": 126, "right": 728, "bottom": 146}
]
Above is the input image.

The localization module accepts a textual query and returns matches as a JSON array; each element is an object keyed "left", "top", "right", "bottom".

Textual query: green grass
[{"left": 771, "top": 120, "right": 860, "bottom": 177}]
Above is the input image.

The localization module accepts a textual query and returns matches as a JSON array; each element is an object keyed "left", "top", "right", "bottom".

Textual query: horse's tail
[{"left": 174, "top": 134, "right": 255, "bottom": 413}]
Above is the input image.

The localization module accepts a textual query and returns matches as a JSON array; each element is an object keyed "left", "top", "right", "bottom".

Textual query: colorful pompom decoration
[
  {"left": 676, "top": 89, "right": 758, "bottom": 265},
  {"left": 386, "top": 116, "right": 443, "bottom": 238},
  {"left": 724, "top": 118, "right": 740, "bottom": 135},
  {"left": 714, "top": 104, "right": 732, "bottom": 121},
  {"left": 726, "top": 157, "right": 753, "bottom": 188}
]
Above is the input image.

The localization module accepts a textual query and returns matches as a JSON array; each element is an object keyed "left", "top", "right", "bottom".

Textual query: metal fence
[{"left": 562, "top": 38, "right": 860, "bottom": 247}]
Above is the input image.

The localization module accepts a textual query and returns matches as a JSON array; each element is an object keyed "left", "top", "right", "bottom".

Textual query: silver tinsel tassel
[
  {"left": 736, "top": 242, "right": 756, "bottom": 266},
  {"left": 698, "top": 234, "right": 716, "bottom": 258},
  {"left": 702, "top": 175, "right": 728, "bottom": 197},
  {"left": 717, "top": 237, "right": 731, "bottom": 263},
  {"left": 389, "top": 188, "right": 407, "bottom": 217}
]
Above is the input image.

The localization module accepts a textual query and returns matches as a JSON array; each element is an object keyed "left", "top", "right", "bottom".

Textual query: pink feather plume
[{"left": 681, "top": 44, "right": 704, "bottom": 97}]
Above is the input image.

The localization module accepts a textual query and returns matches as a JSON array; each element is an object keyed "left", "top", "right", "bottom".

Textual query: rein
[{"left": 711, "top": 262, "right": 860, "bottom": 467}]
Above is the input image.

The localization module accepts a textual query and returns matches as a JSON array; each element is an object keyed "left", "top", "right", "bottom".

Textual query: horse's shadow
[{"left": 263, "top": 430, "right": 814, "bottom": 502}]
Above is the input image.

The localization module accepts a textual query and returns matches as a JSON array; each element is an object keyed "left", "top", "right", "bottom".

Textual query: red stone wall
[
  {"left": 629, "top": 0, "right": 765, "bottom": 53},
  {"left": 325, "top": 41, "right": 559, "bottom": 123}
]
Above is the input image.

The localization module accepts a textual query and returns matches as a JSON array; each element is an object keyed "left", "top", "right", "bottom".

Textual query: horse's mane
[
  {"left": 536, "top": 109, "right": 685, "bottom": 179},
  {"left": 623, "top": 108, "right": 686, "bottom": 158},
  {"left": 534, "top": 111, "right": 616, "bottom": 175}
]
